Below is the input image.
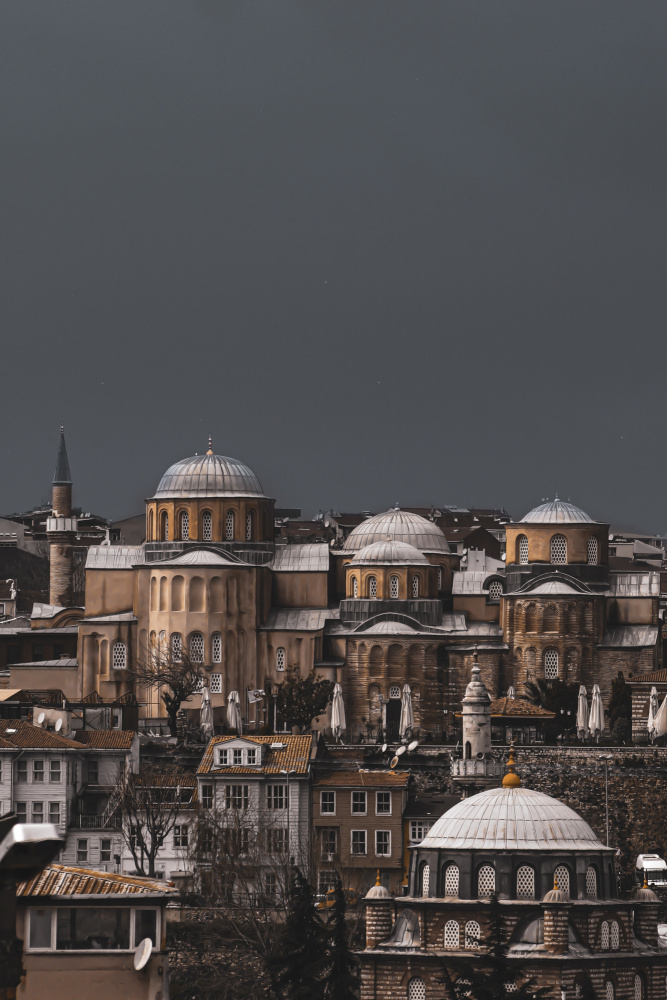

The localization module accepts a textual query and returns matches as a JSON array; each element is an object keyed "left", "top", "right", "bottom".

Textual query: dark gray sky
[{"left": 2, "top": 2, "right": 666, "bottom": 529}]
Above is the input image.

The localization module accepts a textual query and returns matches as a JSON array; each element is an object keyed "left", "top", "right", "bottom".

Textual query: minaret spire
[
  {"left": 53, "top": 425, "right": 72, "bottom": 485},
  {"left": 206, "top": 434, "right": 213, "bottom": 456}
]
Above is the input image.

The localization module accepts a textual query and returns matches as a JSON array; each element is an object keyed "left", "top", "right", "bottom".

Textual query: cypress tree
[
  {"left": 268, "top": 866, "right": 328, "bottom": 1000},
  {"left": 324, "top": 874, "right": 360, "bottom": 1000}
]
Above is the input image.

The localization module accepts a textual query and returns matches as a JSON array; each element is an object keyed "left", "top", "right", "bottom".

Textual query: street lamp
[{"left": 599, "top": 754, "right": 613, "bottom": 847}]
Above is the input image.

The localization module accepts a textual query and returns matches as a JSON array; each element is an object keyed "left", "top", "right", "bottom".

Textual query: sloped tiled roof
[
  {"left": 314, "top": 769, "right": 409, "bottom": 788},
  {"left": 198, "top": 735, "right": 312, "bottom": 776},
  {"left": 74, "top": 730, "right": 136, "bottom": 749},
  {"left": 17, "top": 864, "right": 176, "bottom": 898},
  {"left": 628, "top": 668, "right": 667, "bottom": 685},
  {"left": 489, "top": 697, "right": 556, "bottom": 719},
  {"left": 0, "top": 720, "right": 83, "bottom": 749}
]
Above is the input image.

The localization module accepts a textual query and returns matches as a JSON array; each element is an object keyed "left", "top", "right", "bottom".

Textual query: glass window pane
[
  {"left": 135, "top": 909, "right": 157, "bottom": 947},
  {"left": 30, "top": 908, "right": 53, "bottom": 949},
  {"left": 56, "top": 907, "right": 131, "bottom": 950}
]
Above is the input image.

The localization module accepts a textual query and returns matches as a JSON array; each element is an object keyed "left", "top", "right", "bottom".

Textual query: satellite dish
[
  {"left": 55, "top": 719, "right": 63, "bottom": 733},
  {"left": 133, "top": 937, "right": 153, "bottom": 971},
  {"left": 395, "top": 745, "right": 406, "bottom": 756},
  {"left": 381, "top": 743, "right": 387, "bottom": 753},
  {"left": 37, "top": 713, "right": 45, "bottom": 726},
  {"left": 408, "top": 740, "right": 419, "bottom": 752},
  {"left": 390, "top": 756, "right": 399, "bottom": 768}
]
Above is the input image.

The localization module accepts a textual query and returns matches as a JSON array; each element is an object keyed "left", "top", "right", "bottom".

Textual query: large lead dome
[
  {"left": 153, "top": 453, "right": 265, "bottom": 499},
  {"left": 343, "top": 509, "right": 449, "bottom": 553}
]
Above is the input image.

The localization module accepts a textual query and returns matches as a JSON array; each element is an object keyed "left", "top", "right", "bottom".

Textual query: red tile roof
[
  {"left": 198, "top": 735, "right": 313, "bottom": 775},
  {"left": 74, "top": 730, "right": 136, "bottom": 749},
  {"left": 314, "top": 769, "right": 409, "bottom": 788},
  {"left": 17, "top": 864, "right": 176, "bottom": 897},
  {"left": 488, "top": 697, "right": 556, "bottom": 719},
  {"left": 628, "top": 668, "right": 667, "bottom": 685},
  {"left": 0, "top": 720, "right": 83, "bottom": 749}
]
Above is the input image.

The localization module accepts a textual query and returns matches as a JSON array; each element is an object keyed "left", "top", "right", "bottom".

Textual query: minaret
[
  {"left": 46, "top": 427, "right": 77, "bottom": 606},
  {"left": 451, "top": 650, "right": 503, "bottom": 795}
]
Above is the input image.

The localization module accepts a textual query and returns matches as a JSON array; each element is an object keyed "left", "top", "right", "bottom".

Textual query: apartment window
[
  {"left": 550, "top": 534, "right": 567, "bottom": 564},
  {"left": 276, "top": 647, "right": 286, "bottom": 672},
  {"left": 202, "top": 511, "right": 212, "bottom": 541},
  {"left": 172, "top": 633, "right": 182, "bottom": 661},
  {"left": 50, "top": 760, "right": 61, "bottom": 783},
  {"left": 112, "top": 641, "right": 127, "bottom": 670},
  {"left": 225, "top": 785, "right": 249, "bottom": 810},
  {"left": 77, "top": 839, "right": 88, "bottom": 863},
  {"left": 267, "top": 828, "right": 288, "bottom": 854},
  {"left": 587, "top": 536, "right": 598, "bottom": 564},
  {"left": 16, "top": 802, "right": 26, "bottom": 821},
  {"left": 48, "top": 802, "right": 60, "bottom": 825},
  {"left": 210, "top": 672, "right": 222, "bottom": 694},
  {"left": 351, "top": 791, "right": 367, "bottom": 815},
  {"left": 32, "top": 643, "right": 44, "bottom": 661},
  {"left": 320, "top": 791, "right": 335, "bottom": 815},
  {"left": 375, "top": 830, "right": 391, "bottom": 857},
  {"left": 351, "top": 830, "right": 367, "bottom": 855},
  {"left": 33, "top": 760, "right": 45, "bottom": 783},
  {"left": 411, "top": 576, "right": 419, "bottom": 598},
  {"left": 376, "top": 791, "right": 391, "bottom": 815},
  {"left": 225, "top": 510, "right": 235, "bottom": 540},
  {"left": 233, "top": 748, "right": 243, "bottom": 766},
  {"left": 544, "top": 648, "right": 559, "bottom": 680},
  {"left": 201, "top": 784, "right": 213, "bottom": 809},
  {"left": 100, "top": 839, "right": 112, "bottom": 863},
  {"left": 86, "top": 759, "right": 99, "bottom": 785},
  {"left": 390, "top": 575, "right": 399, "bottom": 598},
  {"left": 265, "top": 872, "right": 278, "bottom": 899},
  {"left": 17, "top": 760, "right": 27, "bottom": 783},
  {"left": 321, "top": 829, "right": 337, "bottom": 860},
  {"left": 318, "top": 870, "right": 337, "bottom": 894},
  {"left": 212, "top": 633, "right": 222, "bottom": 663},
  {"left": 174, "top": 824, "right": 189, "bottom": 848},
  {"left": 189, "top": 632, "right": 204, "bottom": 663},
  {"left": 32, "top": 802, "right": 44, "bottom": 823},
  {"left": 217, "top": 749, "right": 229, "bottom": 766},
  {"left": 410, "top": 822, "right": 432, "bottom": 844},
  {"left": 267, "top": 785, "right": 288, "bottom": 810},
  {"left": 368, "top": 576, "right": 377, "bottom": 598}
]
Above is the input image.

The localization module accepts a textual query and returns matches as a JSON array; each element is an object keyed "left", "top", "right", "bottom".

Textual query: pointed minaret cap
[
  {"left": 53, "top": 425, "right": 72, "bottom": 484},
  {"left": 206, "top": 434, "right": 214, "bottom": 456},
  {"left": 365, "top": 869, "right": 392, "bottom": 899},
  {"left": 502, "top": 745, "right": 522, "bottom": 788}
]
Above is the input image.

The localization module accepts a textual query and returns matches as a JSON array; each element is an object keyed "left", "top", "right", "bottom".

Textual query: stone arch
[
  {"left": 369, "top": 644, "right": 383, "bottom": 673},
  {"left": 159, "top": 576, "right": 168, "bottom": 612},
  {"left": 171, "top": 575, "right": 185, "bottom": 612},
  {"left": 150, "top": 576, "right": 157, "bottom": 612},
  {"left": 388, "top": 643, "right": 405, "bottom": 675},
  {"left": 210, "top": 576, "right": 224, "bottom": 613},
  {"left": 526, "top": 603, "right": 538, "bottom": 632},
  {"left": 189, "top": 576, "right": 206, "bottom": 613},
  {"left": 543, "top": 603, "right": 558, "bottom": 631},
  {"left": 147, "top": 509, "right": 154, "bottom": 541},
  {"left": 368, "top": 684, "right": 381, "bottom": 725}
]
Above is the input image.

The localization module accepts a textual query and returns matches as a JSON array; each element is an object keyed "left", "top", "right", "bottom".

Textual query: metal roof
[
  {"left": 452, "top": 571, "right": 501, "bottom": 595},
  {"left": 11, "top": 658, "right": 78, "bottom": 668},
  {"left": 158, "top": 548, "right": 247, "bottom": 568},
  {"left": 86, "top": 545, "right": 145, "bottom": 570},
  {"left": 598, "top": 625, "right": 659, "bottom": 648},
  {"left": 342, "top": 508, "right": 450, "bottom": 553},
  {"left": 520, "top": 499, "right": 597, "bottom": 524},
  {"left": 52, "top": 429, "right": 72, "bottom": 485},
  {"left": 270, "top": 544, "right": 330, "bottom": 572},
  {"left": 18, "top": 864, "right": 175, "bottom": 898},
  {"left": 348, "top": 539, "right": 428, "bottom": 567},
  {"left": 84, "top": 612, "right": 137, "bottom": 623},
  {"left": 152, "top": 453, "right": 265, "bottom": 499},
  {"left": 261, "top": 608, "right": 334, "bottom": 631}
]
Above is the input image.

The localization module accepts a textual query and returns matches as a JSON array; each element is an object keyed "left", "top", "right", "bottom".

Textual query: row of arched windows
[
  {"left": 351, "top": 575, "right": 421, "bottom": 599},
  {"left": 419, "top": 861, "right": 598, "bottom": 900},
  {"left": 149, "top": 630, "right": 223, "bottom": 664},
  {"left": 408, "top": 976, "right": 646, "bottom": 1000},
  {"left": 152, "top": 508, "right": 256, "bottom": 542},
  {"left": 150, "top": 574, "right": 241, "bottom": 613},
  {"left": 515, "top": 533, "right": 599, "bottom": 565},
  {"left": 605, "top": 975, "right": 646, "bottom": 1000}
]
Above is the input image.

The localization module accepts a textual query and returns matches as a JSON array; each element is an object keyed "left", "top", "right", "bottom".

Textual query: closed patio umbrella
[
  {"left": 588, "top": 684, "right": 604, "bottom": 739},
  {"left": 648, "top": 686, "right": 659, "bottom": 739},
  {"left": 330, "top": 682, "right": 346, "bottom": 741},
  {"left": 200, "top": 684, "right": 213, "bottom": 735},
  {"left": 576, "top": 685, "right": 589, "bottom": 739},
  {"left": 399, "top": 684, "right": 414, "bottom": 738},
  {"left": 227, "top": 690, "right": 242, "bottom": 733},
  {"left": 653, "top": 692, "right": 667, "bottom": 738}
]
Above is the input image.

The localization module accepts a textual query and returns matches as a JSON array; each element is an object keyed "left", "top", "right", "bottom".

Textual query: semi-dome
[
  {"left": 419, "top": 785, "right": 606, "bottom": 852},
  {"left": 349, "top": 539, "right": 429, "bottom": 567},
  {"left": 343, "top": 509, "right": 449, "bottom": 553},
  {"left": 520, "top": 499, "right": 595, "bottom": 524},
  {"left": 153, "top": 452, "right": 265, "bottom": 499}
]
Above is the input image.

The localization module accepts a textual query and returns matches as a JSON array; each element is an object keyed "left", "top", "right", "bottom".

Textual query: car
[{"left": 315, "top": 887, "right": 359, "bottom": 909}]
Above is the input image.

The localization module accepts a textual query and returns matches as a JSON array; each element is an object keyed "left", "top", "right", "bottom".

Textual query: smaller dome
[
  {"left": 349, "top": 539, "right": 428, "bottom": 567},
  {"left": 343, "top": 508, "right": 450, "bottom": 553},
  {"left": 543, "top": 884, "right": 569, "bottom": 904},
  {"left": 366, "top": 872, "right": 393, "bottom": 900},
  {"left": 634, "top": 879, "right": 659, "bottom": 903},
  {"left": 520, "top": 499, "right": 596, "bottom": 524}
]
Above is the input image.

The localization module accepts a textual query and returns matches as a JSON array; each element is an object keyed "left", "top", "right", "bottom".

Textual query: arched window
[
  {"left": 189, "top": 632, "right": 204, "bottom": 663},
  {"left": 634, "top": 975, "right": 643, "bottom": 1000},
  {"left": 276, "top": 647, "right": 286, "bottom": 672},
  {"left": 610, "top": 921, "right": 620, "bottom": 951},
  {"left": 444, "top": 864, "right": 459, "bottom": 897},
  {"left": 171, "top": 633, "right": 182, "bottom": 662},
  {"left": 444, "top": 920, "right": 460, "bottom": 949},
  {"left": 605, "top": 982, "right": 614, "bottom": 1000},
  {"left": 587, "top": 536, "right": 598, "bottom": 564},
  {"left": 437, "top": 567, "right": 443, "bottom": 590},
  {"left": 352, "top": 577, "right": 358, "bottom": 598},
  {"left": 516, "top": 865, "right": 535, "bottom": 900},
  {"left": 411, "top": 576, "right": 419, "bottom": 598},
  {"left": 407, "top": 979, "right": 426, "bottom": 1000},
  {"left": 420, "top": 863, "right": 430, "bottom": 897},
  {"left": 112, "top": 641, "right": 127, "bottom": 670},
  {"left": 368, "top": 576, "right": 377, "bottom": 598},
  {"left": 148, "top": 510, "right": 154, "bottom": 541},
  {"left": 390, "top": 575, "right": 399, "bottom": 599},
  {"left": 550, "top": 534, "right": 567, "bottom": 564},
  {"left": 544, "top": 648, "right": 559, "bottom": 680},
  {"left": 158, "top": 630, "right": 166, "bottom": 654},
  {"left": 586, "top": 866, "right": 597, "bottom": 899},
  {"left": 225, "top": 510, "right": 235, "bottom": 540},
  {"left": 554, "top": 865, "right": 570, "bottom": 898},
  {"left": 210, "top": 673, "right": 222, "bottom": 694},
  {"left": 180, "top": 510, "right": 189, "bottom": 540},
  {"left": 160, "top": 511, "right": 169, "bottom": 541},
  {"left": 478, "top": 865, "right": 495, "bottom": 897},
  {"left": 389, "top": 685, "right": 401, "bottom": 699},
  {"left": 600, "top": 921, "right": 610, "bottom": 950},
  {"left": 518, "top": 534, "right": 529, "bottom": 565},
  {"left": 212, "top": 633, "right": 222, "bottom": 664},
  {"left": 202, "top": 511, "right": 212, "bottom": 541},
  {"left": 488, "top": 580, "right": 503, "bottom": 601},
  {"left": 465, "top": 920, "right": 481, "bottom": 949},
  {"left": 246, "top": 511, "right": 254, "bottom": 541}
]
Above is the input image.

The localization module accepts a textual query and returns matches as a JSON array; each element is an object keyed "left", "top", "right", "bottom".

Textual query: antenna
[
  {"left": 395, "top": 745, "right": 406, "bottom": 757},
  {"left": 37, "top": 712, "right": 45, "bottom": 726},
  {"left": 55, "top": 718, "right": 63, "bottom": 733},
  {"left": 133, "top": 937, "right": 153, "bottom": 971},
  {"left": 407, "top": 740, "right": 419, "bottom": 752},
  {"left": 390, "top": 756, "right": 399, "bottom": 769}
]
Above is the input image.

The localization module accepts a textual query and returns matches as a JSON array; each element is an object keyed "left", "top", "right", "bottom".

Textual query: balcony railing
[{"left": 70, "top": 813, "right": 121, "bottom": 830}]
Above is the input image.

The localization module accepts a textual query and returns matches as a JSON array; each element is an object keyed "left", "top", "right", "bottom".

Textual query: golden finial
[
  {"left": 553, "top": 874, "right": 559, "bottom": 891},
  {"left": 643, "top": 872, "right": 649, "bottom": 889},
  {"left": 502, "top": 744, "right": 521, "bottom": 788},
  {"left": 375, "top": 869, "right": 381, "bottom": 886},
  {"left": 206, "top": 434, "right": 213, "bottom": 456}
]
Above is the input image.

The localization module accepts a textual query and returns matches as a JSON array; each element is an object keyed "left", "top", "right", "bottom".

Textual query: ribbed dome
[
  {"left": 153, "top": 454, "right": 265, "bottom": 499},
  {"left": 419, "top": 786, "right": 605, "bottom": 852},
  {"left": 520, "top": 499, "right": 595, "bottom": 524},
  {"left": 343, "top": 509, "right": 449, "bottom": 553},
  {"left": 349, "top": 540, "right": 428, "bottom": 567}
]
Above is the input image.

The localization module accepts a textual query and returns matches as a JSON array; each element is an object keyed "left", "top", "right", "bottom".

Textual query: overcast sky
[{"left": 2, "top": 2, "right": 666, "bottom": 530}]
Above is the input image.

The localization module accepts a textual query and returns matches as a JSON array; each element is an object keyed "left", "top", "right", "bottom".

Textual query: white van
[{"left": 636, "top": 853, "right": 667, "bottom": 886}]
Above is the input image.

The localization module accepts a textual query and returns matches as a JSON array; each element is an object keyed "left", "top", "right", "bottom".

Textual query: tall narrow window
[
  {"left": 160, "top": 511, "right": 169, "bottom": 541},
  {"left": 550, "top": 534, "right": 567, "bottom": 564},
  {"left": 408, "top": 979, "right": 426, "bottom": 1000},
  {"left": 411, "top": 576, "right": 419, "bottom": 598},
  {"left": 444, "top": 920, "right": 460, "bottom": 949},
  {"left": 634, "top": 977, "right": 643, "bottom": 1000},
  {"left": 368, "top": 576, "right": 377, "bottom": 598},
  {"left": 420, "top": 863, "right": 430, "bottom": 897},
  {"left": 276, "top": 647, "right": 286, "bottom": 672},
  {"left": 544, "top": 648, "right": 559, "bottom": 680},
  {"left": 610, "top": 921, "right": 620, "bottom": 951},
  {"left": 212, "top": 633, "right": 222, "bottom": 664},
  {"left": 172, "top": 633, "right": 182, "bottom": 661},
  {"left": 390, "top": 576, "right": 399, "bottom": 599},
  {"left": 246, "top": 511, "right": 254, "bottom": 541},
  {"left": 518, "top": 534, "right": 529, "bottom": 565},
  {"left": 464, "top": 920, "right": 481, "bottom": 949},
  {"left": 516, "top": 866, "right": 535, "bottom": 900},
  {"left": 605, "top": 982, "right": 614, "bottom": 1000},
  {"left": 587, "top": 536, "right": 598, "bottom": 565},
  {"left": 225, "top": 511, "right": 235, "bottom": 540},
  {"left": 477, "top": 865, "right": 495, "bottom": 897},
  {"left": 444, "top": 864, "right": 459, "bottom": 897},
  {"left": 202, "top": 511, "right": 212, "bottom": 541},
  {"left": 190, "top": 632, "right": 204, "bottom": 663},
  {"left": 180, "top": 510, "right": 189, "bottom": 540},
  {"left": 554, "top": 865, "right": 570, "bottom": 898},
  {"left": 352, "top": 577, "right": 358, "bottom": 598},
  {"left": 112, "top": 641, "right": 127, "bottom": 670},
  {"left": 437, "top": 567, "right": 443, "bottom": 590},
  {"left": 210, "top": 673, "right": 222, "bottom": 694},
  {"left": 586, "top": 866, "right": 597, "bottom": 899},
  {"left": 600, "top": 921, "right": 610, "bottom": 950}
]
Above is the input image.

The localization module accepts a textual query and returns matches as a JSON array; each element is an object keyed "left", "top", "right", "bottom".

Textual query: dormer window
[
  {"left": 216, "top": 743, "right": 262, "bottom": 767},
  {"left": 218, "top": 748, "right": 229, "bottom": 766},
  {"left": 247, "top": 748, "right": 257, "bottom": 765},
  {"left": 233, "top": 749, "right": 243, "bottom": 766}
]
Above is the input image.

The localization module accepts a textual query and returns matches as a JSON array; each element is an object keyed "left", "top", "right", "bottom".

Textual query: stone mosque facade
[{"left": 56, "top": 440, "right": 660, "bottom": 730}]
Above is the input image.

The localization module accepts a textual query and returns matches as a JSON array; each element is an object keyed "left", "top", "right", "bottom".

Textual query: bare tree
[
  {"left": 119, "top": 764, "right": 194, "bottom": 877},
  {"left": 128, "top": 637, "right": 204, "bottom": 736}
]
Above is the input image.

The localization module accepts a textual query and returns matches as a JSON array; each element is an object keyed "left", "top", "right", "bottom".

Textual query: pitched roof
[
  {"left": 628, "top": 668, "right": 667, "bottom": 685},
  {"left": 314, "top": 769, "right": 410, "bottom": 788},
  {"left": 0, "top": 720, "right": 83, "bottom": 749},
  {"left": 260, "top": 608, "right": 334, "bottom": 631},
  {"left": 17, "top": 864, "right": 176, "bottom": 898},
  {"left": 270, "top": 544, "right": 330, "bottom": 572},
  {"left": 198, "top": 734, "right": 312, "bottom": 776},
  {"left": 74, "top": 730, "right": 136, "bottom": 749},
  {"left": 488, "top": 697, "right": 556, "bottom": 719}
]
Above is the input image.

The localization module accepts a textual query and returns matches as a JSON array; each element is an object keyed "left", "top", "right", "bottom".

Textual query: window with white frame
[
  {"left": 351, "top": 791, "right": 367, "bottom": 814},
  {"left": 554, "top": 865, "right": 570, "bottom": 898},
  {"left": 76, "top": 839, "right": 88, "bottom": 863},
  {"left": 390, "top": 575, "right": 399, "bottom": 598},
  {"left": 409, "top": 820, "right": 432, "bottom": 844},
  {"left": 444, "top": 864, "right": 460, "bottom": 897},
  {"left": 225, "top": 785, "right": 249, "bottom": 809},
  {"left": 320, "top": 828, "right": 336, "bottom": 859},
  {"left": 112, "top": 641, "right": 127, "bottom": 670},
  {"left": 16, "top": 802, "right": 26, "bottom": 821},
  {"left": 375, "top": 831, "right": 391, "bottom": 856},
  {"left": 27, "top": 905, "right": 159, "bottom": 952},
  {"left": 368, "top": 576, "right": 377, "bottom": 598},
  {"left": 318, "top": 870, "right": 337, "bottom": 894},
  {"left": 610, "top": 921, "right": 620, "bottom": 951},
  {"left": 421, "top": 864, "right": 430, "bottom": 896},
  {"left": 48, "top": 802, "right": 60, "bottom": 825},
  {"left": 351, "top": 830, "right": 367, "bottom": 855},
  {"left": 321, "top": 791, "right": 335, "bottom": 814},
  {"left": 33, "top": 760, "right": 44, "bottom": 782},
  {"left": 477, "top": 865, "right": 496, "bottom": 897},
  {"left": 376, "top": 791, "right": 391, "bottom": 815},
  {"left": 550, "top": 534, "right": 567, "bottom": 564},
  {"left": 190, "top": 632, "right": 204, "bottom": 663},
  {"left": 389, "top": 685, "right": 401, "bottom": 699},
  {"left": 587, "top": 536, "right": 598, "bottom": 564},
  {"left": 465, "top": 920, "right": 481, "bottom": 949},
  {"left": 100, "top": 839, "right": 112, "bottom": 863},
  {"left": 174, "top": 824, "right": 189, "bottom": 848},
  {"left": 202, "top": 511, "right": 212, "bottom": 541},
  {"left": 267, "top": 785, "right": 288, "bottom": 810},
  {"left": 225, "top": 510, "right": 235, "bottom": 540},
  {"left": 265, "top": 873, "right": 278, "bottom": 899},
  {"left": 32, "top": 802, "right": 43, "bottom": 822},
  {"left": 544, "top": 648, "right": 559, "bottom": 680},
  {"left": 444, "top": 919, "right": 460, "bottom": 949},
  {"left": 516, "top": 865, "right": 535, "bottom": 900},
  {"left": 488, "top": 580, "right": 503, "bottom": 601},
  {"left": 201, "top": 784, "right": 213, "bottom": 809},
  {"left": 16, "top": 760, "right": 27, "bottom": 783},
  {"left": 210, "top": 673, "right": 222, "bottom": 694},
  {"left": 411, "top": 576, "right": 419, "bottom": 598},
  {"left": 232, "top": 748, "right": 243, "bottom": 766},
  {"left": 352, "top": 577, "right": 358, "bottom": 598},
  {"left": 180, "top": 511, "right": 189, "bottom": 540},
  {"left": 172, "top": 633, "right": 182, "bottom": 661},
  {"left": 246, "top": 511, "right": 254, "bottom": 541},
  {"left": 408, "top": 978, "right": 426, "bottom": 1000},
  {"left": 212, "top": 632, "right": 222, "bottom": 663},
  {"left": 586, "top": 866, "right": 597, "bottom": 899},
  {"left": 518, "top": 534, "right": 529, "bottom": 565},
  {"left": 276, "top": 647, "right": 286, "bottom": 672},
  {"left": 50, "top": 760, "right": 61, "bottom": 783}
]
